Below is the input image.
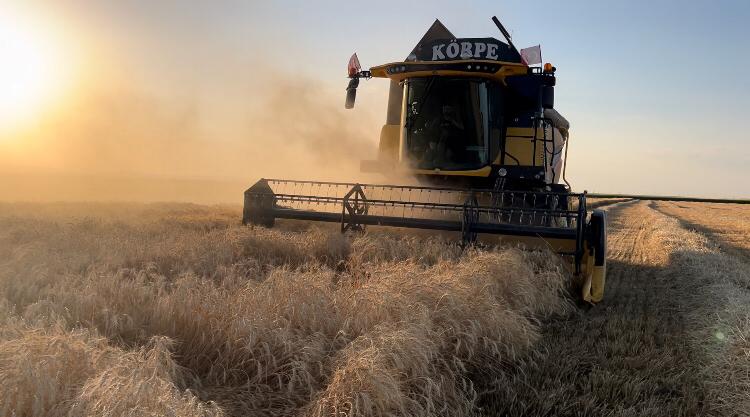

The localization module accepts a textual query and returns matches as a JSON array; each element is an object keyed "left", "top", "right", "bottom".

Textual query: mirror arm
[{"left": 344, "top": 71, "right": 371, "bottom": 109}]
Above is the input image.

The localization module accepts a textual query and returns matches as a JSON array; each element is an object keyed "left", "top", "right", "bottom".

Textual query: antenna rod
[{"left": 491, "top": 16, "right": 520, "bottom": 54}]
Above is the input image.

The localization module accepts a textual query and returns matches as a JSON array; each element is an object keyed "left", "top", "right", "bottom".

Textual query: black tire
[{"left": 589, "top": 210, "right": 607, "bottom": 266}]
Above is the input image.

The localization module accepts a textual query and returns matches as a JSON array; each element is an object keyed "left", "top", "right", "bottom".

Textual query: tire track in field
[
  {"left": 650, "top": 201, "right": 750, "bottom": 266},
  {"left": 587, "top": 198, "right": 635, "bottom": 210},
  {"left": 480, "top": 200, "right": 715, "bottom": 417}
]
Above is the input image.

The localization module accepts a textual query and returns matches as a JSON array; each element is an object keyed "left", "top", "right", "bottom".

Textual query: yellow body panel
[
  {"left": 502, "top": 127, "right": 544, "bottom": 166},
  {"left": 505, "top": 127, "right": 540, "bottom": 137},
  {"left": 360, "top": 161, "right": 492, "bottom": 178},
  {"left": 580, "top": 242, "right": 606, "bottom": 303},
  {"left": 411, "top": 166, "right": 492, "bottom": 177},
  {"left": 378, "top": 124, "right": 400, "bottom": 160}
]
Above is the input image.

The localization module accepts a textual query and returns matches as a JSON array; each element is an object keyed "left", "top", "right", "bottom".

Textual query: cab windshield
[{"left": 405, "top": 77, "right": 489, "bottom": 170}]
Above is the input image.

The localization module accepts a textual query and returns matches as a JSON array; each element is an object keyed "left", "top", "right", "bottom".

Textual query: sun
[{"left": 0, "top": 8, "right": 65, "bottom": 133}]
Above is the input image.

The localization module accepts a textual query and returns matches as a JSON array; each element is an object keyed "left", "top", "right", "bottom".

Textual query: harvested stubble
[
  {"left": 476, "top": 200, "right": 750, "bottom": 417},
  {"left": 650, "top": 201, "right": 750, "bottom": 414},
  {"left": 0, "top": 203, "right": 571, "bottom": 417},
  {"left": 653, "top": 201, "right": 750, "bottom": 259},
  {"left": 583, "top": 198, "right": 633, "bottom": 210}
]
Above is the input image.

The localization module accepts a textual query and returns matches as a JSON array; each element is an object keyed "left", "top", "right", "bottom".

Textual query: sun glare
[{"left": 0, "top": 8, "right": 66, "bottom": 134}]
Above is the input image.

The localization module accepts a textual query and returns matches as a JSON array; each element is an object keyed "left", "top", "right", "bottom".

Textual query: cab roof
[{"left": 369, "top": 19, "right": 526, "bottom": 80}]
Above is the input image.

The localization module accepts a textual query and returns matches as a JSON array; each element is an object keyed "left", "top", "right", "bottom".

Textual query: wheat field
[
  {"left": 0, "top": 203, "right": 572, "bottom": 417},
  {"left": 0, "top": 200, "right": 747, "bottom": 417}
]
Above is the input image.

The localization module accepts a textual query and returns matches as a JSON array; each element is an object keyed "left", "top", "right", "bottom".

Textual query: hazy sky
[{"left": 1, "top": 0, "right": 748, "bottom": 199}]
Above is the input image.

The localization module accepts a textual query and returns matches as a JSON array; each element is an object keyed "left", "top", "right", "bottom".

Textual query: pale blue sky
[{"left": 10, "top": 0, "right": 750, "bottom": 198}]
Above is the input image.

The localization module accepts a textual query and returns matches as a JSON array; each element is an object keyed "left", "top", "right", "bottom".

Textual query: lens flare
[{"left": 0, "top": 7, "right": 67, "bottom": 135}]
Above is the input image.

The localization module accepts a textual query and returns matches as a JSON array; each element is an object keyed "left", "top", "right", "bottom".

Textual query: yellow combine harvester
[{"left": 244, "top": 17, "right": 607, "bottom": 303}]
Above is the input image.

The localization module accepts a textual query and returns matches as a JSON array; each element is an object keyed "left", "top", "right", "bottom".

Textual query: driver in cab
[{"left": 423, "top": 104, "right": 465, "bottom": 167}]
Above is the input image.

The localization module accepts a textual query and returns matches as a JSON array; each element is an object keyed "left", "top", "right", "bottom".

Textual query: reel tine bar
[{"left": 244, "top": 179, "right": 585, "bottom": 245}]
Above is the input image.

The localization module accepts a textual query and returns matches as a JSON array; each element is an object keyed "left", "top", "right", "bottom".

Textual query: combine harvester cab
[{"left": 244, "top": 17, "right": 607, "bottom": 303}]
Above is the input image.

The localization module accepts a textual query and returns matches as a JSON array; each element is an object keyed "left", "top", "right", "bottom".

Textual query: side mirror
[
  {"left": 540, "top": 86, "right": 554, "bottom": 109},
  {"left": 345, "top": 78, "right": 359, "bottom": 109}
]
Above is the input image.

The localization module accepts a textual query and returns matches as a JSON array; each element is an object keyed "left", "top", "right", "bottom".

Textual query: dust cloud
[{"left": 0, "top": 73, "right": 385, "bottom": 204}]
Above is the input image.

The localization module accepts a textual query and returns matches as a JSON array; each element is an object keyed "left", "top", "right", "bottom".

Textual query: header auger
[{"left": 244, "top": 17, "right": 607, "bottom": 303}]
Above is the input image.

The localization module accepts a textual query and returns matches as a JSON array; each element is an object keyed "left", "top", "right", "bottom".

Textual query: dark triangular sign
[{"left": 406, "top": 19, "right": 455, "bottom": 61}]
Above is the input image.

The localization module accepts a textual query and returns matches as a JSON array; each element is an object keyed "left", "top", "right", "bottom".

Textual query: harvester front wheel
[
  {"left": 582, "top": 210, "right": 607, "bottom": 303},
  {"left": 589, "top": 210, "right": 607, "bottom": 266}
]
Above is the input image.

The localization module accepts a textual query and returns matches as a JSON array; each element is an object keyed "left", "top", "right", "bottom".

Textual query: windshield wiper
[{"left": 406, "top": 77, "right": 437, "bottom": 130}]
